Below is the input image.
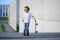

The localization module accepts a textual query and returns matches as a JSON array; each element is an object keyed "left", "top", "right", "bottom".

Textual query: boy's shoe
[
  {"left": 27, "top": 35, "right": 29, "bottom": 36},
  {"left": 24, "top": 33, "right": 29, "bottom": 36},
  {"left": 24, "top": 33, "right": 25, "bottom": 36},
  {"left": 24, "top": 31, "right": 27, "bottom": 36},
  {"left": 27, "top": 33, "right": 29, "bottom": 36}
]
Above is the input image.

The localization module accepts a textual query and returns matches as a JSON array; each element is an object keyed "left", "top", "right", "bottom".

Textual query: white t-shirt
[{"left": 23, "top": 12, "right": 32, "bottom": 23}]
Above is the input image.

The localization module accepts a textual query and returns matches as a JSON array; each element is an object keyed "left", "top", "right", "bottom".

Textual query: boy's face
[{"left": 24, "top": 8, "right": 29, "bottom": 13}]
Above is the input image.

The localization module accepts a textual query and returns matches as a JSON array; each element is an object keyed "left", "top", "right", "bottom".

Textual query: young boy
[{"left": 22, "top": 6, "right": 36, "bottom": 36}]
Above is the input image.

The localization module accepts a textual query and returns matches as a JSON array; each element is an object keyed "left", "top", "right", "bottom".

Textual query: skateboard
[{"left": 35, "top": 20, "right": 38, "bottom": 34}]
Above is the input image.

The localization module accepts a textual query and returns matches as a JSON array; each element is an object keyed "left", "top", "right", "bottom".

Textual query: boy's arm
[{"left": 22, "top": 17, "right": 24, "bottom": 22}]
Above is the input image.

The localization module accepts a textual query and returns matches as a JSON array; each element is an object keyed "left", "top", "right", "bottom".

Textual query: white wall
[
  {"left": 9, "top": 0, "right": 17, "bottom": 31},
  {"left": 19, "top": 0, "right": 60, "bottom": 33},
  {"left": 42, "top": 0, "right": 60, "bottom": 32},
  {"left": 43, "top": 0, "right": 60, "bottom": 21}
]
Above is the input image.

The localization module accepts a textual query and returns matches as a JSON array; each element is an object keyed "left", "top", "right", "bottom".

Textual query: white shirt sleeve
[{"left": 30, "top": 13, "right": 33, "bottom": 17}]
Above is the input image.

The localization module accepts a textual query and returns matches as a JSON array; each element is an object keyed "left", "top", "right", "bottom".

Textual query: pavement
[
  {"left": 0, "top": 24, "right": 60, "bottom": 40},
  {"left": 4, "top": 24, "right": 15, "bottom": 32},
  {"left": 0, "top": 33, "right": 60, "bottom": 40},
  {"left": 0, "top": 38, "right": 60, "bottom": 40}
]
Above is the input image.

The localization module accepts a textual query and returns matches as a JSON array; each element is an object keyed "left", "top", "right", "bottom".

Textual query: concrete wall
[
  {"left": 43, "top": 0, "right": 60, "bottom": 20},
  {"left": 19, "top": 0, "right": 60, "bottom": 33},
  {"left": 9, "top": 0, "right": 17, "bottom": 31},
  {"left": 42, "top": 0, "right": 60, "bottom": 32}
]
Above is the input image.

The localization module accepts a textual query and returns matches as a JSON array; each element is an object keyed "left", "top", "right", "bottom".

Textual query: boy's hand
[
  {"left": 32, "top": 16, "right": 36, "bottom": 21},
  {"left": 22, "top": 20, "right": 24, "bottom": 22},
  {"left": 35, "top": 19, "right": 36, "bottom": 22}
]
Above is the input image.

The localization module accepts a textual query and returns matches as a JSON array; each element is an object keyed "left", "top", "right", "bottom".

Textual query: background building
[{"left": 0, "top": 0, "right": 60, "bottom": 33}]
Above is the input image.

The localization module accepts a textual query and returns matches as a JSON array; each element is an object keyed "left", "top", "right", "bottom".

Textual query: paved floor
[
  {"left": 0, "top": 24, "right": 60, "bottom": 40},
  {"left": 0, "top": 24, "right": 14, "bottom": 32},
  {"left": 4, "top": 24, "right": 15, "bottom": 32},
  {"left": 0, "top": 38, "right": 60, "bottom": 40},
  {"left": 0, "top": 33, "right": 60, "bottom": 40}
]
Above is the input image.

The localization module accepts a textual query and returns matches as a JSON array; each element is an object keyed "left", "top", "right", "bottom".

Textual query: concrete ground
[
  {"left": 0, "top": 24, "right": 15, "bottom": 32},
  {"left": 0, "top": 24, "right": 60, "bottom": 40},
  {"left": 0, "top": 32, "right": 60, "bottom": 40},
  {"left": 4, "top": 24, "right": 15, "bottom": 32},
  {"left": 0, "top": 38, "right": 60, "bottom": 40}
]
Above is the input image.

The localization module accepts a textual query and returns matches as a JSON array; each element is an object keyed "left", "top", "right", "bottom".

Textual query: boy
[{"left": 22, "top": 6, "right": 36, "bottom": 36}]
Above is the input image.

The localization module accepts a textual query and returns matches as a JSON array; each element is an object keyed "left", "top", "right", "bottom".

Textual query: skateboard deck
[{"left": 35, "top": 20, "right": 38, "bottom": 33}]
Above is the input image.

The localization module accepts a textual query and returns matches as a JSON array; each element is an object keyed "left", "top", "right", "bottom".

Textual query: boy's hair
[{"left": 24, "top": 6, "right": 30, "bottom": 11}]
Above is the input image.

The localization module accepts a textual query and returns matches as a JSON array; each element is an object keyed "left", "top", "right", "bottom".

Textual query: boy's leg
[
  {"left": 24, "top": 23, "right": 29, "bottom": 36},
  {"left": 24, "top": 23, "right": 25, "bottom": 35},
  {"left": 27, "top": 23, "right": 29, "bottom": 36},
  {"left": 24, "top": 23, "right": 27, "bottom": 36}
]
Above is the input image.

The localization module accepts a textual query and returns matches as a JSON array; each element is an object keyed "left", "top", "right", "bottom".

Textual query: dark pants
[{"left": 24, "top": 23, "right": 29, "bottom": 36}]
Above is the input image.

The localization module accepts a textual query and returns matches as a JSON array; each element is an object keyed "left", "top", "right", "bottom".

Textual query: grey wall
[
  {"left": 43, "top": 0, "right": 60, "bottom": 21},
  {"left": 9, "top": 0, "right": 17, "bottom": 31}
]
